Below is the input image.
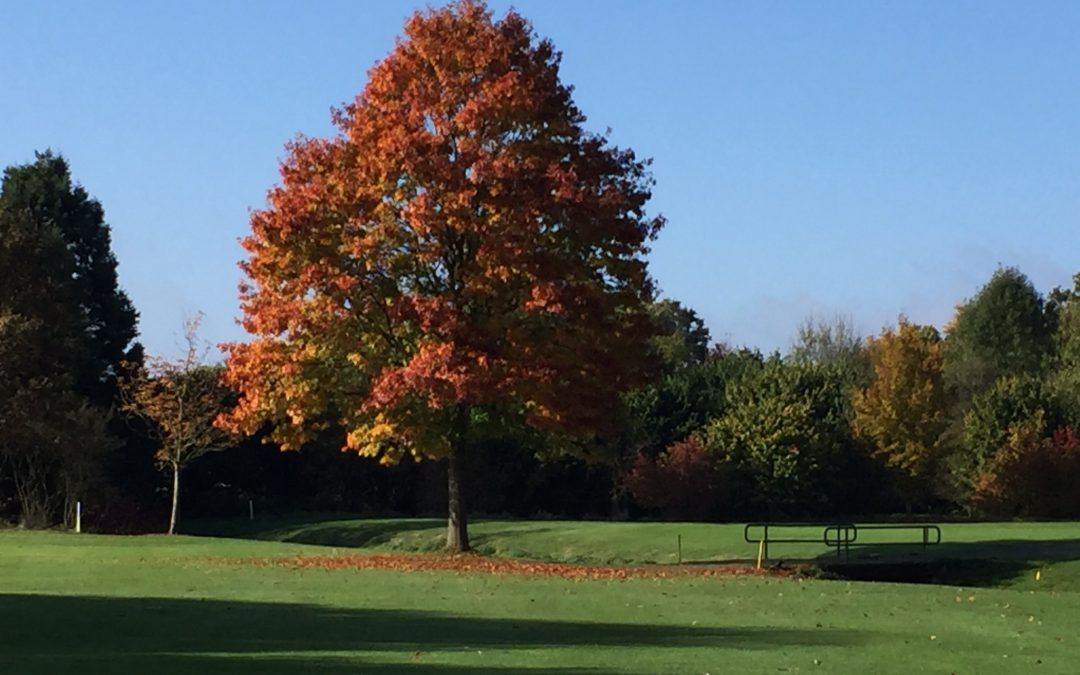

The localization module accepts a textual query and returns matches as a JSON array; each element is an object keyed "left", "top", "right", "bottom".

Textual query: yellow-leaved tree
[{"left": 854, "top": 318, "right": 951, "bottom": 512}]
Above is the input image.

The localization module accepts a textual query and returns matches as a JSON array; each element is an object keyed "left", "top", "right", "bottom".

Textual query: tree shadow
[
  {"left": 185, "top": 514, "right": 446, "bottom": 548},
  {"left": 187, "top": 515, "right": 561, "bottom": 551},
  {"left": 269, "top": 519, "right": 445, "bottom": 548},
  {"left": 816, "top": 538, "right": 1080, "bottom": 587},
  {"left": 467, "top": 525, "right": 558, "bottom": 549},
  {"left": 0, "top": 593, "right": 866, "bottom": 674}
]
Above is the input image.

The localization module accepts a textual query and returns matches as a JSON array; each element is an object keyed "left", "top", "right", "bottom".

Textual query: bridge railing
[{"left": 743, "top": 522, "right": 942, "bottom": 568}]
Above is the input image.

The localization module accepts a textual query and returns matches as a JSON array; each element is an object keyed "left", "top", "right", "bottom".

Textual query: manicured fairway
[
  {"left": 190, "top": 515, "right": 1080, "bottom": 590},
  {"left": 2, "top": 522, "right": 1079, "bottom": 674}
]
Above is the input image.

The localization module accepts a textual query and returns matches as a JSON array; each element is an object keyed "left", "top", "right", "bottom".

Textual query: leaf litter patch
[{"left": 221, "top": 553, "right": 803, "bottom": 581}]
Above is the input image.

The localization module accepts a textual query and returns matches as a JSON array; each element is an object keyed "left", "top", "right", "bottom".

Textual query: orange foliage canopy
[{"left": 220, "top": 1, "right": 662, "bottom": 463}]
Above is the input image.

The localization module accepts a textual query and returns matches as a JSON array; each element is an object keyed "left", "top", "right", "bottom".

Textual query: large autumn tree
[{"left": 221, "top": 0, "right": 662, "bottom": 551}]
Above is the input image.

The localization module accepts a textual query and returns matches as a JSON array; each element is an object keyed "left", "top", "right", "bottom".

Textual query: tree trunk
[
  {"left": 11, "top": 453, "right": 56, "bottom": 529},
  {"left": 168, "top": 463, "right": 180, "bottom": 535},
  {"left": 446, "top": 446, "right": 470, "bottom": 552}
]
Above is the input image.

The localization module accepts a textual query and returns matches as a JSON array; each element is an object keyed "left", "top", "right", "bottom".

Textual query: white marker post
[{"left": 75, "top": 501, "right": 82, "bottom": 534}]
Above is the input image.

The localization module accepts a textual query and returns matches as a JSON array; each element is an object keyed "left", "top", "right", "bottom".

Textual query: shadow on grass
[
  {"left": 0, "top": 593, "right": 865, "bottom": 674},
  {"left": 465, "top": 526, "right": 560, "bottom": 550},
  {"left": 816, "top": 538, "right": 1080, "bottom": 587},
  {"left": 186, "top": 515, "right": 561, "bottom": 552},
  {"left": 184, "top": 514, "right": 446, "bottom": 548},
  {"left": 269, "top": 520, "right": 446, "bottom": 548}
]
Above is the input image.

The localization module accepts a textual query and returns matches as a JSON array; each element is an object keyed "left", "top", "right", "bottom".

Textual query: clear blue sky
[{"left": 3, "top": 1, "right": 1079, "bottom": 358}]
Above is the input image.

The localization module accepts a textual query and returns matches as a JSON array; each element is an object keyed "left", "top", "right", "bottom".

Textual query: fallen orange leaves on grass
[{"left": 225, "top": 553, "right": 799, "bottom": 581}]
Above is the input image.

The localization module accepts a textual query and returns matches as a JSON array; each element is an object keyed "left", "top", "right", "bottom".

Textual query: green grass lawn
[
  {"left": 187, "top": 514, "right": 1080, "bottom": 591},
  {"left": 2, "top": 519, "right": 1079, "bottom": 673}
]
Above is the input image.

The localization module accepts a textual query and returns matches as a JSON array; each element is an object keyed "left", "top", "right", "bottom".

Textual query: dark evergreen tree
[
  {"left": 0, "top": 151, "right": 139, "bottom": 402},
  {"left": 0, "top": 152, "right": 139, "bottom": 526}
]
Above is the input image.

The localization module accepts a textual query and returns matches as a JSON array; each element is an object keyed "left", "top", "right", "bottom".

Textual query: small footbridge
[{"left": 743, "top": 521, "right": 942, "bottom": 568}]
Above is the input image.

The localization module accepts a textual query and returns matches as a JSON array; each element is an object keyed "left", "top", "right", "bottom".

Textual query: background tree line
[
  {"left": 627, "top": 269, "right": 1080, "bottom": 520},
  {"left": 4, "top": 152, "right": 1077, "bottom": 530}
]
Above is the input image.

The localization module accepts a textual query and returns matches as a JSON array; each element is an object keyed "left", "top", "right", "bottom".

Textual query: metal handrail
[
  {"left": 744, "top": 521, "right": 942, "bottom": 568},
  {"left": 846, "top": 523, "right": 942, "bottom": 551},
  {"left": 824, "top": 524, "right": 858, "bottom": 557},
  {"left": 744, "top": 521, "right": 857, "bottom": 564}
]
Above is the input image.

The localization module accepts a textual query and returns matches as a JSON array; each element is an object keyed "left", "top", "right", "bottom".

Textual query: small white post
[
  {"left": 75, "top": 501, "right": 82, "bottom": 534},
  {"left": 248, "top": 499, "right": 254, "bottom": 521}
]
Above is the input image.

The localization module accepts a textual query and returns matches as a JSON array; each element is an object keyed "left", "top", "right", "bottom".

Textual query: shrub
[
  {"left": 701, "top": 359, "right": 854, "bottom": 515},
  {"left": 624, "top": 437, "right": 724, "bottom": 520},
  {"left": 972, "top": 420, "right": 1080, "bottom": 517}
]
